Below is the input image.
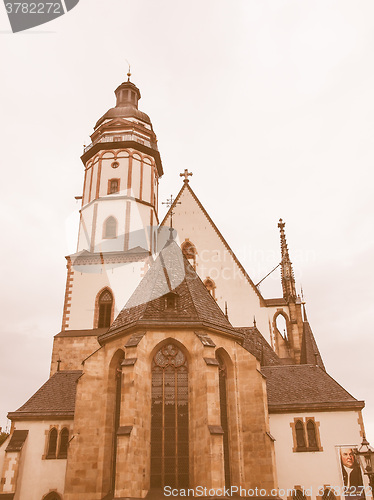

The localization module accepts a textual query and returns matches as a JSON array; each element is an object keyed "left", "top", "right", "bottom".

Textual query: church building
[{"left": 0, "top": 76, "right": 369, "bottom": 500}]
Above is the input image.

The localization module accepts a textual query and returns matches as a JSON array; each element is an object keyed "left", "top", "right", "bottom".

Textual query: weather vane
[
  {"left": 125, "top": 59, "right": 131, "bottom": 81},
  {"left": 162, "top": 194, "right": 181, "bottom": 229}
]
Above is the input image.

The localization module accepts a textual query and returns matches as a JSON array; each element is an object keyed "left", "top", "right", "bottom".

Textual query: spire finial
[
  {"left": 253, "top": 316, "right": 257, "bottom": 328},
  {"left": 300, "top": 286, "right": 308, "bottom": 322},
  {"left": 278, "top": 218, "right": 297, "bottom": 302},
  {"left": 225, "top": 301, "right": 228, "bottom": 319},
  {"left": 126, "top": 60, "right": 131, "bottom": 81},
  {"left": 180, "top": 169, "right": 193, "bottom": 183}
]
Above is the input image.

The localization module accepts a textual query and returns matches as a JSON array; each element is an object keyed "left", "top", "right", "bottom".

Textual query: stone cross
[{"left": 180, "top": 169, "right": 193, "bottom": 183}]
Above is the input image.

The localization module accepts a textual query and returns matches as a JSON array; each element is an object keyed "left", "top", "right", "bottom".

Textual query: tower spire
[{"left": 278, "top": 218, "right": 296, "bottom": 302}]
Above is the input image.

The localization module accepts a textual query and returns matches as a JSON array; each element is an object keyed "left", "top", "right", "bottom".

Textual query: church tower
[{"left": 55, "top": 75, "right": 163, "bottom": 372}]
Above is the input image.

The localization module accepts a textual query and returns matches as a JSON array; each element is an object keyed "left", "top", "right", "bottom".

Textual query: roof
[
  {"left": 5, "top": 430, "right": 28, "bottom": 452},
  {"left": 8, "top": 371, "right": 82, "bottom": 420},
  {"left": 55, "top": 328, "right": 107, "bottom": 338},
  {"left": 95, "top": 106, "right": 151, "bottom": 129},
  {"left": 238, "top": 327, "right": 282, "bottom": 366},
  {"left": 300, "top": 320, "right": 325, "bottom": 370},
  {"left": 262, "top": 365, "right": 364, "bottom": 413},
  {"left": 99, "top": 239, "right": 242, "bottom": 343}
]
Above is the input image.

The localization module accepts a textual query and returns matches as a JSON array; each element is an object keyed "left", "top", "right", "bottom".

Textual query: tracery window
[
  {"left": 103, "top": 216, "right": 117, "bottom": 239},
  {"left": 151, "top": 343, "right": 189, "bottom": 489},
  {"left": 98, "top": 289, "right": 113, "bottom": 328}
]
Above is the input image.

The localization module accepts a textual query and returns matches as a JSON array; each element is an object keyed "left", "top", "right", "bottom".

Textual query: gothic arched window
[
  {"left": 295, "top": 420, "right": 306, "bottom": 450},
  {"left": 292, "top": 490, "right": 306, "bottom": 500},
  {"left": 322, "top": 489, "right": 336, "bottom": 500},
  {"left": 217, "top": 353, "right": 231, "bottom": 488},
  {"left": 57, "top": 427, "right": 69, "bottom": 459},
  {"left": 151, "top": 343, "right": 189, "bottom": 489},
  {"left": 46, "top": 428, "right": 58, "bottom": 459},
  {"left": 181, "top": 240, "right": 196, "bottom": 269},
  {"left": 104, "top": 216, "right": 117, "bottom": 239},
  {"left": 306, "top": 419, "right": 318, "bottom": 449},
  {"left": 42, "top": 492, "right": 62, "bottom": 500},
  {"left": 98, "top": 289, "right": 113, "bottom": 328}
]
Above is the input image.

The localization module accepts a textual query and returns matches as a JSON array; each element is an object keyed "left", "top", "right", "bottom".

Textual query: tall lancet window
[
  {"left": 98, "top": 290, "right": 113, "bottom": 328},
  {"left": 217, "top": 353, "right": 231, "bottom": 488},
  {"left": 151, "top": 343, "right": 189, "bottom": 489}
]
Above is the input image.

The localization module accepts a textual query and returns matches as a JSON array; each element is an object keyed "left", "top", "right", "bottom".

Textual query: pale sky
[{"left": 0, "top": 0, "right": 374, "bottom": 445}]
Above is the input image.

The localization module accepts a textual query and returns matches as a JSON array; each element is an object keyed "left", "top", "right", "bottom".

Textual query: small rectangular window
[{"left": 108, "top": 179, "right": 120, "bottom": 194}]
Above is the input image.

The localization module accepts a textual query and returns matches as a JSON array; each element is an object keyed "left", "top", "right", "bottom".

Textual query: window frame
[
  {"left": 290, "top": 417, "right": 323, "bottom": 453},
  {"left": 108, "top": 178, "right": 120, "bottom": 195}
]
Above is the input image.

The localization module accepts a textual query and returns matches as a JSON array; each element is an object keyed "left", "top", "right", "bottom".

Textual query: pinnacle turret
[{"left": 278, "top": 218, "right": 297, "bottom": 302}]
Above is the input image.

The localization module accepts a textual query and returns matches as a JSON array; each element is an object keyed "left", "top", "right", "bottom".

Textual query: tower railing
[{"left": 84, "top": 133, "right": 156, "bottom": 154}]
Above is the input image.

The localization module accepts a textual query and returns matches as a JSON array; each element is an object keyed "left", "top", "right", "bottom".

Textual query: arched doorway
[{"left": 151, "top": 343, "right": 189, "bottom": 489}]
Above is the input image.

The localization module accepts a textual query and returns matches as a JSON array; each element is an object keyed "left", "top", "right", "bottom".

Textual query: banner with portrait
[{"left": 337, "top": 446, "right": 366, "bottom": 499}]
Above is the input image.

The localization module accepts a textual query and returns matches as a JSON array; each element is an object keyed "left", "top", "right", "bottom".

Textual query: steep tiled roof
[
  {"left": 55, "top": 328, "right": 108, "bottom": 338},
  {"left": 5, "top": 430, "right": 28, "bottom": 452},
  {"left": 262, "top": 365, "right": 364, "bottom": 412},
  {"left": 99, "top": 240, "right": 241, "bottom": 343},
  {"left": 300, "top": 320, "right": 325, "bottom": 370},
  {"left": 237, "top": 327, "right": 281, "bottom": 366},
  {"left": 8, "top": 371, "right": 82, "bottom": 420}
]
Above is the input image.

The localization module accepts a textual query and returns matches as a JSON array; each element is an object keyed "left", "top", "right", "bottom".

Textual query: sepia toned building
[{"left": 0, "top": 77, "right": 368, "bottom": 500}]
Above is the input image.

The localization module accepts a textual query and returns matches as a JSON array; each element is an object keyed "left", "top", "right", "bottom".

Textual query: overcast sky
[{"left": 0, "top": 0, "right": 373, "bottom": 443}]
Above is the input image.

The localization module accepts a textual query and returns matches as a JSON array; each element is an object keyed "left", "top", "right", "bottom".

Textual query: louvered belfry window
[
  {"left": 151, "top": 344, "right": 189, "bottom": 489},
  {"left": 98, "top": 290, "right": 113, "bottom": 328}
]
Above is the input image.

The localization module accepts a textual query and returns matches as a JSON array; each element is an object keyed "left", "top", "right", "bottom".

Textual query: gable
[{"left": 160, "top": 183, "right": 274, "bottom": 337}]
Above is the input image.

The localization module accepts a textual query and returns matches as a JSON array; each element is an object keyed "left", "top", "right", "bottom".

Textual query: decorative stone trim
[
  {"left": 204, "top": 358, "right": 219, "bottom": 366},
  {"left": 125, "top": 332, "right": 146, "bottom": 347},
  {"left": 195, "top": 332, "right": 216, "bottom": 347},
  {"left": 121, "top": 358, "right": 137, "bottom": 366},
  {"left": 117, "top": 426, "right": 133, "bottom": 436},
  {"left": 208, "top": 425, "right": 224, "bottom": 435}
]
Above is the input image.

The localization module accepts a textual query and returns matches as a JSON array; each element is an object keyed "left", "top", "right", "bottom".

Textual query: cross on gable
[
  {"left": 162, "top": 194, "right": 181, "bottom": 228},
  {"left": 180, "top": 169, "right": 193, "bottom": 182}
]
